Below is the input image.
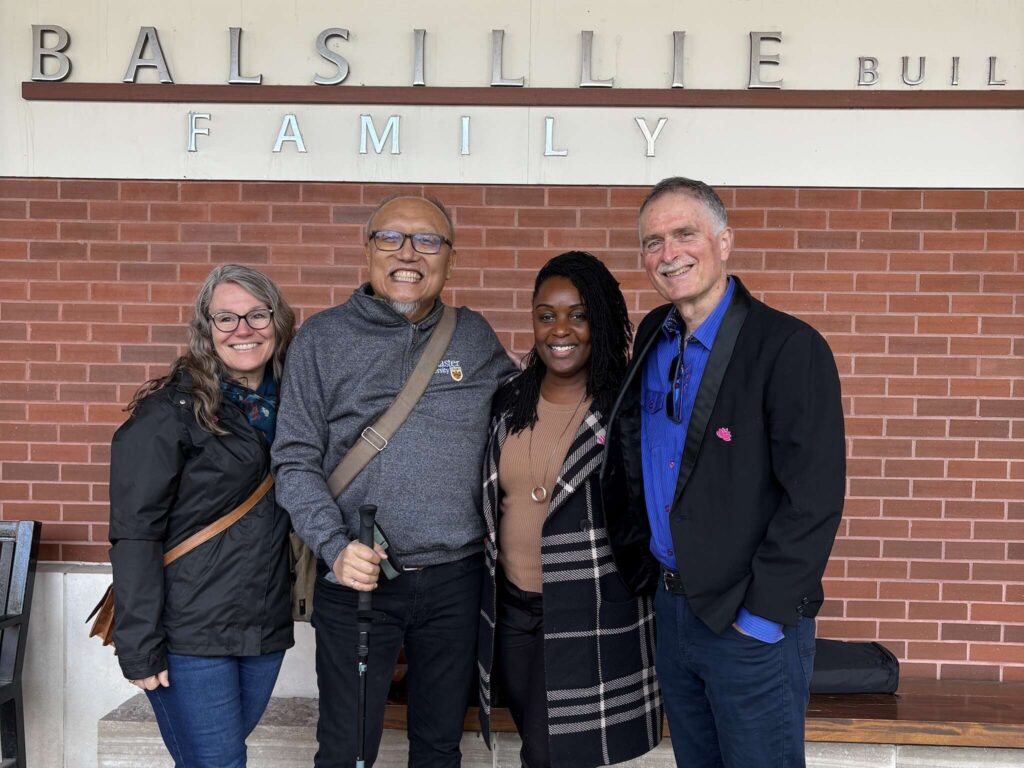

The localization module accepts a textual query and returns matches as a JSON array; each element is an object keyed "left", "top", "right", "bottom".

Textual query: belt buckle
[{"left": 662, "top": 567, "right": 681, "bottom": 594}]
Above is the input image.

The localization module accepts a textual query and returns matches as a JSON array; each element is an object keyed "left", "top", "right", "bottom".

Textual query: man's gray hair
[
  {"left": 638, "top": 177, "right": 729, "bottom": 232},
  {"left": 365, "top": 195, "right": 454, "bottom": 241}
]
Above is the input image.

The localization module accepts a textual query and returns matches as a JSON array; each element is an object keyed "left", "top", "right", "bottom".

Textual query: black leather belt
[{"left": 661, "top": 567, "right": 686, "bottom": 595}]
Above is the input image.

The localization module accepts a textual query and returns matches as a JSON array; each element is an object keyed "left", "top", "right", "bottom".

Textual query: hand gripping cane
[{"left": 355, "top": 504, "right": 377, "bottom": 768}]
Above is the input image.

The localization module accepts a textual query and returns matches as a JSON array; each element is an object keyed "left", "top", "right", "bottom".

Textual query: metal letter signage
[
  {"left": 988, "top": 56, "right": 1006, "bottom": 85},
  {"left": 671, "top": 32, "right": 686, "bottom": 89},
  {"left": 858, "top": 56, "right": 880, "bottom": 86},
  {"left": 491, "top": 30, "right": 524, "bottom": 87},
  {"left": 360, "top": 115, "right": 401, "bottom": 154},
  {"left": 187, "top": 112, "right": 211, "bottom": 152},
  {"left": 228, "top": 28, "right": 262, "bottom": 85},
  {"left": 22, "top": 19, "right": 1019, "bottom": 94},
  {"left": 748, "top": 31, "right": 783, "bottom": 89},
  {"left": 580, "top": 31, "right": 614, "bottom": 88},
  {"left": 460, "top": 116, "right": 471, "bottom": 155},
  {"left": 273, "top": 114, "right": 306, "bottom": 152},
  {"left": 314, "top": 28, "right": 350, "bottom": 85},
  {"left": 31, "top": 25, "right": 72, "bottom": 82},
  {"left": 123, "top": 27, "right": 174, "bottom": 83},
  {"left": 635, "top": 117, "right": 668, "bottom": 157},
  {"left": 901, "top": 56, "right": 925, "bottom": 86},
  {"left": 544, "top": 117, "right": 568, "bottom": 156},
  {"left": 413, "top": 29, "right": 426, "bottom": 86}
]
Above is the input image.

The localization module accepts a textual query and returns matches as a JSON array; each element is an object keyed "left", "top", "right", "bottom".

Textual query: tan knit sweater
[{"left": 497, "top": 395, "right": 590, "bottom": 593}]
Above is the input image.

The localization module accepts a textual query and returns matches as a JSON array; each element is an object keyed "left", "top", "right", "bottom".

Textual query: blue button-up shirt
[
  {"left": 641, "top": 277, "right": 735, "bottom": 570},
  {"left": 640, "top": 278, "right": 783, "bottom": 643}
]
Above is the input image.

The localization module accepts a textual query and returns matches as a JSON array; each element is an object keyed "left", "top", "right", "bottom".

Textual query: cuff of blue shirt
[{"left": 734, "top": 607, "right": 784, "bottom": 643}]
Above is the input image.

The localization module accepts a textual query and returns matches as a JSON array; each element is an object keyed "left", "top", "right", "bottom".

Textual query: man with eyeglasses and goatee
[
  {"left": 601, "top": 177, "right": 846, "bottom": 768},
  {"left": 273, "top": 196, "right": 515, "bottom": 768}
]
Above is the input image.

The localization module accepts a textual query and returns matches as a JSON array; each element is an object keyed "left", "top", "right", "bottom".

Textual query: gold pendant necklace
[{"left": 528, "top": 391, "right": 587, "bottom": 504}]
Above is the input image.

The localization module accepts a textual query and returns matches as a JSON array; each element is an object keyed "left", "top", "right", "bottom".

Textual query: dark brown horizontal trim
[{"left": 21, "top": 82, "right": 1024, "bottom": 109}]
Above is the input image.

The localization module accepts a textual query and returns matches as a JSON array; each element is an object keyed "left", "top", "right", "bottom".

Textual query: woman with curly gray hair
[{"left": 108, "top": 264, "right": 296, "bottom": 767}]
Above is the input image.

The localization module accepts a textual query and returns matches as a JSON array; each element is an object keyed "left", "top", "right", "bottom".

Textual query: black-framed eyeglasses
[
  {"left": 665, "top": 336, "right": 691, "bottom": 424},
  {"left": 368, "top": 229, "right": 452, "bottom": 255},
  {"left": 208, "top": 308, "right": 274, "bottom": 333}
]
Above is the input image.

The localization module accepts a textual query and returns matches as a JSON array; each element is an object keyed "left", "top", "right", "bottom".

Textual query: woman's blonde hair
[{"left": 128, "top": 264, "right": 296, "bottom": 433}]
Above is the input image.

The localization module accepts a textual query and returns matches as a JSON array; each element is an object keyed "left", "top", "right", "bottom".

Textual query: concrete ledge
[
  {"left": 98, "top": 695, "right": 485, "bottom": 768},
  {"left": 99, "top": 695, "right": 315, "bottom": 767},
  {"left": 99, "top": 695, "right": 1024, "bottom": 768}
]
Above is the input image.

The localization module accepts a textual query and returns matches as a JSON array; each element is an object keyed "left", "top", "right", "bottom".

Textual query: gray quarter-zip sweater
[{"left": 272, "top": 285, "right": 516, "bottom": 569}]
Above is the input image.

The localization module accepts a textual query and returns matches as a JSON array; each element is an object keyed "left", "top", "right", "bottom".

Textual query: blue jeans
[
  {"left": 311, "top": 554, "right": 482, "bottom": 768},
  {"left": 146, "top": 651, "right": 285, "bottom": 768},
  {"left": 655, "top": 587, "right": 816, "bottom": 768}
]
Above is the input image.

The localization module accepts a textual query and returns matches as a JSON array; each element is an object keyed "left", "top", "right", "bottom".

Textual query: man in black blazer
[{"left": 602, "top": 177, "right": 846, "bottom": 767}]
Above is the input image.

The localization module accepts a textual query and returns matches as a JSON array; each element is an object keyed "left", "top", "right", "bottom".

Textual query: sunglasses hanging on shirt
[{"left": 665, "top": 336, "right": 693, "bottom": 424}]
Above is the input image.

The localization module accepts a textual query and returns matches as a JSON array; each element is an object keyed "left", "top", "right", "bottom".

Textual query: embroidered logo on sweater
[{"left": 435, "top": 359, "right": 463, "bottom": 381}]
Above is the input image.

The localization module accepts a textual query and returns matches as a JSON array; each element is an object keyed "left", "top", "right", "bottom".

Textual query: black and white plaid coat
[{"left": 477, "top": 389, "right": 663, "bottom": 767}]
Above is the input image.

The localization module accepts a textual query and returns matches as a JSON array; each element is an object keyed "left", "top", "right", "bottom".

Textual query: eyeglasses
[
  {"left": 665, "top": 337, "right": 691, "bottom": 424},
  {"left": 368, "top": 229, "right": 452, "bottom": 255},
  {"left": 209, "top": 308, "right": 274, "bottom": 333}
]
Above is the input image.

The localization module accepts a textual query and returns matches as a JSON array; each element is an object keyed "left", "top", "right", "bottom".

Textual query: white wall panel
[
  {"left": 5, "top": 102, "right": 1024, "bottom": 187},
  {"left": 2, "top": 1, "right": 1022, "bottom": 185}
]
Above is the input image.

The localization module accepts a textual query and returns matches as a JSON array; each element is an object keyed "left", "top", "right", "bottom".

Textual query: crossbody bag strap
[
  {"left": 162, "top": 473, "right": 274, "bottom": 566},
  {"left": 326, "top": 304, "right": 457, "bottom": 497}
]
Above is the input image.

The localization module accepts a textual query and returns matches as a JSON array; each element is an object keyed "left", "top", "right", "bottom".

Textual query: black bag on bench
[{"left": 810, "top": 639, "right": 899, "bottom": 694}]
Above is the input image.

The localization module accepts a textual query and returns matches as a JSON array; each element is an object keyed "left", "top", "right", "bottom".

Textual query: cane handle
[
  {"left": 357, "top": 504, "right": 377, "bottom": 612},
  {"left": 358, "top": 504, "right": 377, "bottom": 548}
]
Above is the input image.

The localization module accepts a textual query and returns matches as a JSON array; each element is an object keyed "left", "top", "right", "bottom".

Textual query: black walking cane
[{"left": 355, "top": 503, "right": 377, "bottom": 768}]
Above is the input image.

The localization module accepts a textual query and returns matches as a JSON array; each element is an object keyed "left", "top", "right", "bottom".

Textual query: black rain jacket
[{"left": 108, "top": 373, "right": 293, "bottom": 680}]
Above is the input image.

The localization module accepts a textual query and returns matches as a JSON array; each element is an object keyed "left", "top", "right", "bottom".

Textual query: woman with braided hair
[{"left": 478, "top": 251, "right": 663, "bottom": 768}]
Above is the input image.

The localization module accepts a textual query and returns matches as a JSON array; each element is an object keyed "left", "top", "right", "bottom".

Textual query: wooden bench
[
  {"left": 383, "top": 679, "right": 1024, "bottom": 750},
  {"left": 805, "top": 679, "right": 1024, "bottom": 749}
]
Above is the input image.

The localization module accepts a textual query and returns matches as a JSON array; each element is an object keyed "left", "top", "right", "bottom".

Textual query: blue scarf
[{"left": 220, "top": 374, "right": 279, "bottom": 445}]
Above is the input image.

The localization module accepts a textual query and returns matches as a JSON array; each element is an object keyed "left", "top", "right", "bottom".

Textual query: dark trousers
[
  {"left": 312, "top": 553, "right": 482, "bottom": 768},
  {"left": 654, "top": 586, "right": 816, "bottom": 768},
  {"left": 495, "top": 579, "right": 550, "bottom": 768}
]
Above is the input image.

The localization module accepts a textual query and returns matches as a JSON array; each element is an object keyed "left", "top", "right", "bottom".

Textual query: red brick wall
[{"left": 1, "top": 177, "right": 1022, "bottom": 681}]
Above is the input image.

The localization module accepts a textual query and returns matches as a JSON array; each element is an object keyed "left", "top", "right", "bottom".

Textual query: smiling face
[
  {"left": 533, "top": 276, "right": 592, "bottom": 389},
  {"left": 209, "top": 282, "right": 276, "bottom": 388},
  {"left": 639, "top": 191, "right": 733, "bottom": 330},
  {"left": 365, "top": 197, "right": 455, "bottom": 323}
]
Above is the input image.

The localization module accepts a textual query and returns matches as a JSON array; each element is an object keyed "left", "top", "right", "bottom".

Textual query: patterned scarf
[{"left": 220, "top": 374, "right": 279, "bottom": 445}]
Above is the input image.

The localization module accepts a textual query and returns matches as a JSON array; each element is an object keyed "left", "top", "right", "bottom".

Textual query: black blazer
[{"left": 602, "top": 276, "right": 846, "bottom": 633}]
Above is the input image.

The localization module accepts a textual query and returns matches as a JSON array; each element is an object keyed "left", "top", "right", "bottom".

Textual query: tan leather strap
[
  {"left": 163, "top": 473, "right": 274, "bottom": 566},
  {"left": 326, "top": 305, "right": 457, "bottom": 497}
]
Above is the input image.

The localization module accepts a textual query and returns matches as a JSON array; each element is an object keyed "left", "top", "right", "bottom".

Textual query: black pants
[
  {"left": 496, "top": 578, "right": 550, "bottom": 768},
  {"left": 312, "top": 554, "right": 482, "bottom": 768}
]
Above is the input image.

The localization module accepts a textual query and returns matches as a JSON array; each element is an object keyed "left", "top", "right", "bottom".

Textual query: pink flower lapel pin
[{"left": 715, "top": 427, "right": 733, "bottom": 442}]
